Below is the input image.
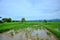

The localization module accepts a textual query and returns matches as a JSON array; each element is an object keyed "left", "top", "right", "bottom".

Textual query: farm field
[
  {"left": 0, "top": 0, "right": 60, "bottom": 40},
  {"left": 0, "top": 22, "right": 60, "bottom": 40}
]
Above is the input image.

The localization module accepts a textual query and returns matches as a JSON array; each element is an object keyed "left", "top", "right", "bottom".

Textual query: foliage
[
  {"left": 43, "top": 20, "right": 47, "bottom": 23},
  {"left": 12, "top": 20, "right": 20, "bottom": 22},
  {"left": 0, "top": 20, "right": 3, "bottom": 23},
  {"left": 2, "top": 18, "right": 12, "bottom": 22},
  {"left": 21, "top": 18, "right": 26, "bottom": 22}
]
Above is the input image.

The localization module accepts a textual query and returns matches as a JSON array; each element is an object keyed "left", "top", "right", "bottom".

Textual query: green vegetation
[
  {"left": 21, "top": 18, "right": 26, "bottom": 22},
  {"left": 2, "top": 18, "right": 12, "bottom": 22},
  {"left": 0, "top": 22, "right": 60, "bottom": 39},
  {"left": 43, "top": 20, "right": 47, "bottom": 23},
  {"left": 44, "top": 22, "right": 60, "bottom": 40}
]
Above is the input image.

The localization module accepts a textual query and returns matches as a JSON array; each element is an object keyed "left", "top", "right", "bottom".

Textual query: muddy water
[
  {"left": 31, "top": 29, "right": 50, "bottom": 39},
  {"left": 0, "top": 28, "right": 57, "bottom": 40}
]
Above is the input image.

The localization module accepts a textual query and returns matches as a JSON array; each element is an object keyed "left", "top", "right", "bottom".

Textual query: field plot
[{"left": 0, "top": 22, "right": 60, "bottom": 40}]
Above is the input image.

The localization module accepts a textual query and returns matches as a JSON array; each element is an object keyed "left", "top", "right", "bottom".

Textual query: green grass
[
  {"left": 43, "top": 22, "right": 60, "bottom": 40},
  {"left": 0, "top": 22, "right": 60, "bottom": 39}
]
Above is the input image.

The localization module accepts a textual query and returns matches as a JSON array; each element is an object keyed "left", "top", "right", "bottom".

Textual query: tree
[
  {"left": 21, "top": 18, "right": 26, "bottom": 22},
  {"left": 2, "top": 18, "right": 12, "bottom": 22},
  {"left": 0, "top": 17, "right": 3, "bottom": 23},
  {"left": 43, "top": 20, "right": 47, "bottom": 23},
  {"left": 7, "top": 18, "right": 12, "bottom": 22},
  {"left": 2, "top": 18, "right": 7, "bottom": 22},
  {"left": 0, "top": 20, "right": 3, "bottom": 23}
]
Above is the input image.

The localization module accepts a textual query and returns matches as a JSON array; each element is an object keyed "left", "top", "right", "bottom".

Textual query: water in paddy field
[{"left": 0, "top": 28, "right": 57, "bottom": 40}]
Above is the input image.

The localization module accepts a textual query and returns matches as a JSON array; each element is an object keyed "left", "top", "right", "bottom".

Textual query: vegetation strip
[{"left": 44, "top": 26, "right": 60, "bottom": 40}]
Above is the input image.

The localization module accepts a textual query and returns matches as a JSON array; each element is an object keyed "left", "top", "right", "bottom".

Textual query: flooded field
[{"left": 0, "top": 27, "right": 57, "bottom": 40}]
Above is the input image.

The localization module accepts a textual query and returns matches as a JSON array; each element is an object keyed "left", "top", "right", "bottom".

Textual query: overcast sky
[{"left": 0, "top": 0, "right": 60, "bottom": 20}]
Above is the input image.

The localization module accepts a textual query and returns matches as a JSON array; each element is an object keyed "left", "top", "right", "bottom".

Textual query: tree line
[
  {"left": 0, "top": 17, "right": 26, "bottom": 23},
  {"left": 0, "top": 17, "right": 47, "bottom": 23}
]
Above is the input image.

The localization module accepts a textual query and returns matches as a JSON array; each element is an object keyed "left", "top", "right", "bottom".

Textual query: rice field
[{"left": 0, "top": 22, "right": 60, "bottom": 40}]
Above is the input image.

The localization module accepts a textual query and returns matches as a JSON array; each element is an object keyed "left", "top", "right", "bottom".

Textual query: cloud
[{"left": 0, "top": 0, "right": 60, "bottom": 20}]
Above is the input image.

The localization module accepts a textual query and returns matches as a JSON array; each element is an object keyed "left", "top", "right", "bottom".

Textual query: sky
[{"left": 0, "top": 0, "right": 60, "bottom": 20}]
